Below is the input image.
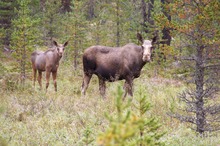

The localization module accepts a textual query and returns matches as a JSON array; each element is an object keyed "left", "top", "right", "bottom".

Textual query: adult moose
[
  {"left": 31, "top": 40, "right": 68, "bottom": 92},
  {"left": 81, "top": 33, "right": 156, "bottom": 98}
]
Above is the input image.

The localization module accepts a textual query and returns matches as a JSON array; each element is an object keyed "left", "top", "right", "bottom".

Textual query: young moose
[
  {"left": 31, "top": 41, "right": 68, "bottom": 91},
  {"left": 81, "top": 33, "right": 156, "bottom": 98}
]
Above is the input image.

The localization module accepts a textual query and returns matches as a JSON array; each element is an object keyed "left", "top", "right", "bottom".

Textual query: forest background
[{"left": 0, "top": 0, "right": 220, "bottom": 145}]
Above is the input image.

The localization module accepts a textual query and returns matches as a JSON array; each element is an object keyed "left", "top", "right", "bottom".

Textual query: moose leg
[
  {"left": 123, "top": 81, "right": 129, "bottom": 98},
  {"left": 123, "top": 78, "right": 133, "bottom": 100},
  {"left": 52, "top": 71, "right": 57, "bottom": 92},
  {"left": 37, "top": 71, "right": 42, "bottom": 90},
  {"left": 98, "top": 78, "right": 106, "bottom": 98},
  {"left": 46, "top": 71, "right": 51, "bottom": 91},
  {"left": 33, "top": 69, "right": 37, "bottom": 87},
  {"left": 81, "top": 73, "right": 92, "bottom": 95}
]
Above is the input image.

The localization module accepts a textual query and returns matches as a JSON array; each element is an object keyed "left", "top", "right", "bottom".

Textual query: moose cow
[
  {"left": 81, "top": 33, "right": 156, "bottom": 98},
  {"left": 31, "top": 41, "right": 68, "bottom": 91}
]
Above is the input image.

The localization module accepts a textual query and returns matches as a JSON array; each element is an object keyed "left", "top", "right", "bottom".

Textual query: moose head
[
  {"left": 53, "top": 40, "right": 68, "bottom": 58},
  {"left": 137, "top": 33, "right": 157, "bottom": 62}
]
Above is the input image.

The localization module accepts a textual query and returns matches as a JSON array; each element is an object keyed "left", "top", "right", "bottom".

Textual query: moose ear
[
  {"left": 137, "top": 33, "right": 143, "bottom": 44},
  {"left": 53, "top": 40, "right": 58, "bottom": 47},
  {"left": 64, "top": 41, "right": 68, "bottom": 47}
]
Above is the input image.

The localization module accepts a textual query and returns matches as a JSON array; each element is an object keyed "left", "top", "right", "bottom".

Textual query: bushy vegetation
[{"left": 0, "top": 63, "right": 220, "bottom": 145}]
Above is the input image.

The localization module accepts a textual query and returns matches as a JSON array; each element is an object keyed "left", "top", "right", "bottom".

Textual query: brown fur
[
  {"left": 81, "top": 34, "right": 156, "bottom": 99},
  {"left": 31, "top": 41, "right": 68, "bottom": 91}
]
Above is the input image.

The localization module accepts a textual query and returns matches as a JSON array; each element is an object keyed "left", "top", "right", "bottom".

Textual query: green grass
[{"left": 0, "top": 64, "right": 220, "bottom": 146}]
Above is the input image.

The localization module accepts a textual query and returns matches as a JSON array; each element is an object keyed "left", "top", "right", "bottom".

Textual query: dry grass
[{"left": 0, "top": 64, "right": 220, "bottom": 145}]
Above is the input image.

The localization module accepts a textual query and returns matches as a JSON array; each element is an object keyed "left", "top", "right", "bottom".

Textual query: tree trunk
[
  {"left": 73, "top": 39, "right": 78, "bottom": 70},
  {"left": 87, "top": 0, "right": 95, "bottom": 20},
  {"left": 116, "top": 0, "right": 120, "bottom": 47},
  {"left": 61, "top": 0, "right": 72, "bottom": 13},
  {"left": 48, "top": 17, "right": 54, "bottom": 41},
  {"left": 40, "top": 0, "right": 46, "bottom": 11},
  {"left": 161, "top": 0, "right": 171, "bottom": 46},
  {"left": 21, "top": 45, "right": 26, "bottom": 86},
  {"left": 20, "top": 27, "right": 26, "bottom": 86},
  {"left": 73, "top": 48, "right": 78, "bottom": 70},
  {"left": 195, "top": 45, "right": 205, "bottom": 134},
  {"left": 73, "top": 21, "right": 78, "bottom": 70},
  {"left": 147, "top": 0, "right": 154, "bottom": 26},
  {"left": 141, "top": 0, "right": 147, "bottom": 24}
]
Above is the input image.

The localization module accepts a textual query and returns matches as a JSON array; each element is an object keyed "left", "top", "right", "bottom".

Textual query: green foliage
[
  {"left": 0, "top": 136, "right": 7, "bottom": 146},
  {"left": 81, "top": 127, "right": 95, "bottom": 145},
  {"left": 41, "top": 0, "right": 62, "bottom": 41},
  {"left": 0, "top": 28, "right": 5, "bottom": 48},
  {"left": 97, "top": 86, "right": 165, "bottom": 146},
  {"left": 0, "top": 61, "right": 6, "bottom": 77},
  {"left": 84, "top": 0, "right": 144, "bottom": 46},
  {"left": 62, "top": 0, "right": 87, "bottom": 68},
  {"left": 159, "top": 0, "right": 220, "bottom": 134},
  {"left": 134, "top": 88, "right": 165, "bottom": 146},
  {"left": 11, "top": 0, "right": 41, "bottom": 85},
  {"left": 0, "top": 0, "right": 17, "bottom": 45}
]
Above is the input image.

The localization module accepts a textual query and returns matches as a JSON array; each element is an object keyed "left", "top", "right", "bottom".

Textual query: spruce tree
[
  {"left": 62, "top": 0, "right": 87, "bottom": 69},
  {"left": 40, "top": 0, "right": 62, "bottom": 43},
  {"left": 97, "top": 87, "right": 165, "bottom": 145},
  {"left": 11, "top": 0, "right": 41, "bottom": 86},
  {"left": 160, "top": 0, "right": 220, "bottom": 134},
  {"left": 0, "top": 0, "right": 17, "bottom": 46}
]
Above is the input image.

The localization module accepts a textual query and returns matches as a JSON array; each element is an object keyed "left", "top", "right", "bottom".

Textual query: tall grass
[{"left": 0, "top": 64, "right": 219, "bottom": 145}]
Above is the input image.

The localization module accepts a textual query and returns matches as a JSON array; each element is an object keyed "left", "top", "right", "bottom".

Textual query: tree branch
[
  {"left": 168, "top": 112, "right": 196, "bottom": 124},
  {"left": 205, "top": 105, "right": 220, "bottom": 115}
]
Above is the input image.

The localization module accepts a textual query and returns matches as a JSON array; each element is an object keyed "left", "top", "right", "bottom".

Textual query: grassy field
[{"left": 0, "top": 63, "right": 220, "bottom": 146}]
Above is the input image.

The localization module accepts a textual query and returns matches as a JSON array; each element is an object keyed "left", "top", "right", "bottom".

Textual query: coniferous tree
[
  {"left": 162, "top": 0, "right": 220, "bottom": 134},
  {"left": 160, "top": 0, "right": 171, "bottom": 46},
  {"left": 104, "top": 0, "right": 135, "bottom": 46},
  {"left": 140, "top": 0, "right": 155, "bottom": 35},
  {"left": 63, "top": 0, "right": 87, "bottom": 69},
  {"left": 86, "top": 0, "right": 110, "bottom": 46},
  {"left": 41, "top": 0, "right": 62, "bottom": 43},
  {"left": 11, "top": 0, "right": 41, "bottom": 86},
  {"left": 85, "top": 1, "right": 140, "bottom": 47},
  {"left": 97, "top": 87, "right": 165, "bottom": 145},
  {"left": 0, "top": 0, "right": 17, "bottom": 46}
]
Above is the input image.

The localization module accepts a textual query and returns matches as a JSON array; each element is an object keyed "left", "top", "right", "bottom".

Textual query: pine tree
[
  {"left": 160, "top": 0, "right": 171, "bottom": 46},
  {"left": 63, "top": 0, "right": 87, "bottom": 69},
  {"left": 40, "top": 0, "right": 62, "bottom": 43},
  {"left": 162, "top": 0, "right": 220, "bottom": 134},
  {"left": 134, "top": 88, "right": 165, "bottom": 146},
  {"left": 97, "top": 87, "right": 165, "bottom": 145},
  {"left": 100, "top": 0, "right": 140, "bottom": 46},
  {"left": 11, "top": 0, "right": 41, "bottom": 86},
  {"left": 0, "top": 0, "right": 17, "bottom": 46}
]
